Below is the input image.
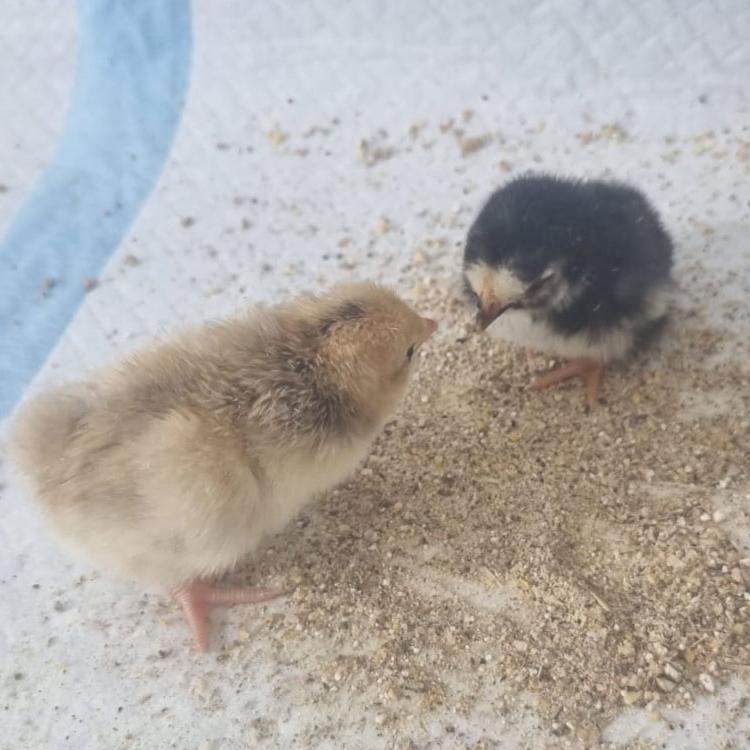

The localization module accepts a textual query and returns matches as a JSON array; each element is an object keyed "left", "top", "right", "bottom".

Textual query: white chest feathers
[
  {"left": 261, "top": 435, "right": 374, "bottom": 538},
  {"left": 486, "top": 310, "right": 632, "bottom": 362}
]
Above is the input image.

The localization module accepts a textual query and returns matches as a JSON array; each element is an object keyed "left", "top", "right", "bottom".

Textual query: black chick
[{"left": 463, "top": 173, "right": 674, "bottom": 407}]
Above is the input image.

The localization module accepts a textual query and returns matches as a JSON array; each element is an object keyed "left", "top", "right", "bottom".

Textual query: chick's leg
[
  {"left": 173, "top": 580, "right": 282, "bottom": 652},
  {"left": 530, "top": 358, "right": 603, "bottom": 408}
]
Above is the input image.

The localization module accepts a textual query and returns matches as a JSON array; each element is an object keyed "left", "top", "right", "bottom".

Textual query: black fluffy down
[{"left": 464, "top": 173, "right": 674, "bottom": 339}]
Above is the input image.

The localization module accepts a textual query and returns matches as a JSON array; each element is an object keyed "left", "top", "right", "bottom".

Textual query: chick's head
[
  {"left": 463, "top": 258, "right": 571, "bottom": 330},
  {"left": 462, "top": 174, "right": 590, "bottom": 330},
  {"left": 308, "top": 283, "right": 437, "bottom": 425}
]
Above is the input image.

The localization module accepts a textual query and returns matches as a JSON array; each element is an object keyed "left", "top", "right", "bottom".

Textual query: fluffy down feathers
[
  {"left": 464, "top": 173, "right": 674, "bottom": 363},
  {"left": 9, "top": 282, "right": 436, "bottom": 590}
]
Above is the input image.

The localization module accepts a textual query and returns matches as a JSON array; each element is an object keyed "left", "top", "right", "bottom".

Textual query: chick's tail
[{"left": 7, "top": 384, "right": 92, "bottom": 482}]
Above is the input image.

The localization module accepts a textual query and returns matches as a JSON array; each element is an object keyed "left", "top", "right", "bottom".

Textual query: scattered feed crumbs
[
  {"left": 576, "top": 123, "right": 630, "bottom": 146},
  {"left": 459, "top": 134, "right": 493, "bottom": 157},
  {"left": 359, "top": 131, "right": 397, "bottom": 166},
  {"left": 246, "top": 278, "right": 749, "bottom": 744},
  {"left": 267, "top": 127, "right": 288, "bottom": 146}
]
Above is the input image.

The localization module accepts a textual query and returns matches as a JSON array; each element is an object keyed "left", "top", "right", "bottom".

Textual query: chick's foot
[
  {"left": 172, "top": 580, "right": 282, "bottom": 652},
  {"left": 530, "top": 358, "right": 603, "bottom": 408}
]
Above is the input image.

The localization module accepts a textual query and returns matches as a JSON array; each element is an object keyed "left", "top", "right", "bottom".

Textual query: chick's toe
[
  {"left": 530, "top": 358, "right": 603, "bottom": 409},
  {"left": 173, "top": 580, "right": 283, "bottom": 652}
]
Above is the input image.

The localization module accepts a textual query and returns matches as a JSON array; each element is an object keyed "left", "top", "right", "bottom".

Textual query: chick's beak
[{"left": 421, "top": 316, "right": 438, "bottom": 338}]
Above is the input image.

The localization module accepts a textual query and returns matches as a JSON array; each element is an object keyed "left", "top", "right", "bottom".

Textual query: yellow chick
[{"left": 8, "top": 282, "right": 436, "bottom": 651}]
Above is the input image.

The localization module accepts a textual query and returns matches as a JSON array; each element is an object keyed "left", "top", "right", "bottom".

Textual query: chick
[
  {"left": 9, "top": 282, "right": 437, "bottom": 651},
  {"left": 463, "top": 173, "right": 674, "bottom": 407}
]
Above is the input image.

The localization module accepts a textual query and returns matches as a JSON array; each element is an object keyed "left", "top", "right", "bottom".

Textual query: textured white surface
[
  {"left": 2, "top": 1, "right": 750, "bottom": 748},
  {"left": 0, "top": 2, "right": 77, "bottom": 238}
]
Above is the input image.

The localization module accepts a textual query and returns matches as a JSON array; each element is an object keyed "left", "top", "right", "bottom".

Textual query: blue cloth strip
[{"left": 0, "top": 0, "right": 192, "bottom": 420}]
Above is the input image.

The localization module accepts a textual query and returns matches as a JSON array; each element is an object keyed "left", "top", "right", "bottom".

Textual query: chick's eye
[{"left": 406, "top": 345, "right": 415, "bottom": 361}]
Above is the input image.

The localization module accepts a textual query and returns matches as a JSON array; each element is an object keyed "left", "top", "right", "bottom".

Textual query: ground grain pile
[{"left": 239, "top": 278, "right": 749, "bottom": 747}]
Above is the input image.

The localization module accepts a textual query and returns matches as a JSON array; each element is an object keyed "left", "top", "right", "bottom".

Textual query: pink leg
[
  {"left": 172, "top": 580, "right": 283, "bottom": 652},
  {"left": 530, "top": 358, "right": 603, "bottom": 408}
]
